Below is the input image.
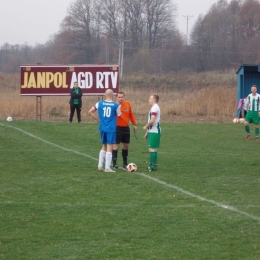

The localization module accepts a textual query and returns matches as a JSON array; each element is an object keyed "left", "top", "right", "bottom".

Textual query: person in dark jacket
[{"left": 69, "top": 81, "right": 83, "bottom": 123}]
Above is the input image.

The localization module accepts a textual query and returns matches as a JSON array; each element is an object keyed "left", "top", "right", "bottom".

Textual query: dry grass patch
[{"left": 0, "top": 72, "right": 237, "bottom": 123}]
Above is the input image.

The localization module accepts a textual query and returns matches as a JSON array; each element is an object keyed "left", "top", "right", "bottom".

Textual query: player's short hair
[
  {"left": 252, "top": 85, "right": 257, "bottom": 89},
  {"left": 152, "top": 93, "right": 159, "bottom": 102},
  {"left": 105, "top": 89, "right": 113, "bottom": 97},
  {"left": 116, "top": 91, "right": 125, "bottom": 97}
]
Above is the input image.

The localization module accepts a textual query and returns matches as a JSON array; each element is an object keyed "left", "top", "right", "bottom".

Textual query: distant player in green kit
[
  {"left": 143, "top": 94, "right": 161, "bottom": 171},
  {"left": 244, "top": 85, "right": 260, "bottom": 141}
]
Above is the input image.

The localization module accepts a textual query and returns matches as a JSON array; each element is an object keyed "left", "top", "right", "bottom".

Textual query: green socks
[
  {"left": 148, "top": 152, "right": 158, "bottom": 169},
  {"left": 245, "top": 125, "right": 259, "bottom": 138},
  {"left": 245, "top": 125, "right": 250, "bottom": 135}
]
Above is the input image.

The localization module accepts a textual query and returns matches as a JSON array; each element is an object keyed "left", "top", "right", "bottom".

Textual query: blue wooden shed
[{"left": 236, "top": 64, "right": 260, "bottom": 117}]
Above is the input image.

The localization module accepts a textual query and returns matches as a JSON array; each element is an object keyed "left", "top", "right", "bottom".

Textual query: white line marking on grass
[
  {"left": 0, "top": 123, "right": 98, "bottom": 161},
  {"left": 136, "top": 173, "right": 260, "bottom": 221},
  {"left": 1, "top": 123, "right": 260, "bottom": 222}
]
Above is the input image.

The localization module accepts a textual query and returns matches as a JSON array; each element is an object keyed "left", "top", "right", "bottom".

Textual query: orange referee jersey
[{"left": 117, "top": 100, "right": 137, "bottom": 127}]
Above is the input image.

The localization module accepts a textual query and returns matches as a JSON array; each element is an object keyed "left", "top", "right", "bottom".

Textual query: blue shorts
[{"left": 100, "top": 132, "right": 116, "bottom": 144}]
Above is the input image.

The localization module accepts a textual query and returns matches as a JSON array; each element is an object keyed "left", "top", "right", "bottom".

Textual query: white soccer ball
[
  {"left": 6, "top": 116, "right": 12, "bottom": 122},
  {"left": 233, "top": 118, "right": 239, "bottom": 123},
  {"left": 126, "top": 163, "right": 137, "bottom": 172},
  {"left": 239, "top": 118, "right": 245, "bottom": 124}
]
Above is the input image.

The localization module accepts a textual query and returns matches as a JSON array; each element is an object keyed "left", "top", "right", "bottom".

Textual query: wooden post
[{"left": 36, "top": 96, "right": 42, "bottom": 121}]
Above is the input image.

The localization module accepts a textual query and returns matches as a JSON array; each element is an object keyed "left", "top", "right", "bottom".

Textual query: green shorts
[
  {"left": 148, "top": 133, "right": 161, "bottom": 149},
  {"left": 245, "top": 110, "right": 259, "bottom": 125}
]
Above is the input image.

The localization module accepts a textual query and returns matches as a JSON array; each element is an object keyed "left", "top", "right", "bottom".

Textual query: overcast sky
[{"left": 0, "top": 0, "right": 230, "bottom": 46}]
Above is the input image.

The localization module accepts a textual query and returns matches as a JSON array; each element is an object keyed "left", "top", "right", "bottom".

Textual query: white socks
[
  {"left": 105, "top": 152, "right": 112, "bottom": 170},
  {"left": 98, "top": 150, "right": 112, "bottom": 170},
  {"left": 98, "top": 150, "right": 106, "bottom": 168}
]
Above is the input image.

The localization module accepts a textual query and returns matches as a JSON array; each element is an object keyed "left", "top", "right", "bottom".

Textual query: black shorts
[{"left": 116, "top": 126, "right": 130, "bottom": 144}]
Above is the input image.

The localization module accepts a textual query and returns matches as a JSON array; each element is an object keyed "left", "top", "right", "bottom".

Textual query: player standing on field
[
  {"left": 143, "top": 94, "right": 161, "bottom": 171},
  {"left": 112, "top": 92, "right": 137, "bottom": 169},
  {"left": 244, "top": 85, "right": 260, "bottom": 141},
  {"left": 89, "top": 89, "right": 121, "bottom": 172},
  {"left": 69, "top": 81, "right": 83, "bottom": 123}
]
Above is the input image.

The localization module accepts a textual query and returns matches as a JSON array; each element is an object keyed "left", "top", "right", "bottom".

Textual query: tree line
[{"left": 1, "top": 0, "right": 260, "bottom": 74}]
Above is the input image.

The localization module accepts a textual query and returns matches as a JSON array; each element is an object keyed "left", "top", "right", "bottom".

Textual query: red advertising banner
[{"left": 20, "top": 64, "right": 119, "bottom": 96}]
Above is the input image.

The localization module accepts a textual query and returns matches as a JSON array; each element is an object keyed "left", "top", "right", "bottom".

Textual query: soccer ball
[
  {"left": 126, "top": 163, "right": 137, "bottom": 172},
  {"left": 239, "top": 118, "right": 245, "bottom": 123},
  {"left": 233, "top": 118, "right": 239, "bottom": 123},
  {"left": 6, "top": 116, "right": 12, "bottom": 122}
]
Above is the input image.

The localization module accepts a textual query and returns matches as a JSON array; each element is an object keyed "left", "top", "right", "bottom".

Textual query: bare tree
[
  {"left": 0, "top": 0, "right": 182, "bottom": 73},
  {"left": 190, "top": 0, "right": 244, "bottom": 71},
  {"left": 123, "top": 0, "right": 146, "bottom": 49},
  {"left": 238, "top": 0, "right": 260, "bottom": 40},
  {"left": 60, "top": 0, "right": 99, "bottom": 63},
  {"left": 96, "top": 0, "right": 122, "bottom": 39},
  {"left": 144, "top": 0, "right": 177, "bottom": 49}
]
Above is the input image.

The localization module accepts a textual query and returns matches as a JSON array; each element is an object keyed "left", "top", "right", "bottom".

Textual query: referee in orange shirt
[{"left": 112, "top": 91, "right": 137, "bottom": 169}]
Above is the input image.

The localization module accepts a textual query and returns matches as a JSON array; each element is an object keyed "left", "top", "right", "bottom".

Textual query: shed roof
[{"left": 236, "top": 64, "right": 260, "bottom": 74}]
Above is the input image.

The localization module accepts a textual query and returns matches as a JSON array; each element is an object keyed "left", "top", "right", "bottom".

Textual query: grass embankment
[{"left": 0, "top": 71, "right": 237, "bottom": 122}]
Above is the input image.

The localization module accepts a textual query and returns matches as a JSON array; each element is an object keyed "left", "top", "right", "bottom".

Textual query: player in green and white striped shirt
[
  {"left": 143, "top": 94, "right": 161, "bottom": 171},
  {"left": 244, "top": 85, "right": 260, "bottom": 141}
]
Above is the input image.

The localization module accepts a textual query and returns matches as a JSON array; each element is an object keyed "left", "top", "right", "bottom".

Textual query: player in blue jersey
[{"left": 89, "top": 89, "right": 121, "bottom": 172}]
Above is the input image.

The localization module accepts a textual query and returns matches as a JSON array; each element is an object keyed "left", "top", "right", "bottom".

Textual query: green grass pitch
[{"left": 1, "top": 120, "right": 260, "bottom": 259}]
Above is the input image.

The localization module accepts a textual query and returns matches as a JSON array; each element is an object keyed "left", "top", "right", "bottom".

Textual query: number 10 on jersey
[{"left": 103, "top": 107, "right": 111, "bottom": 117}]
